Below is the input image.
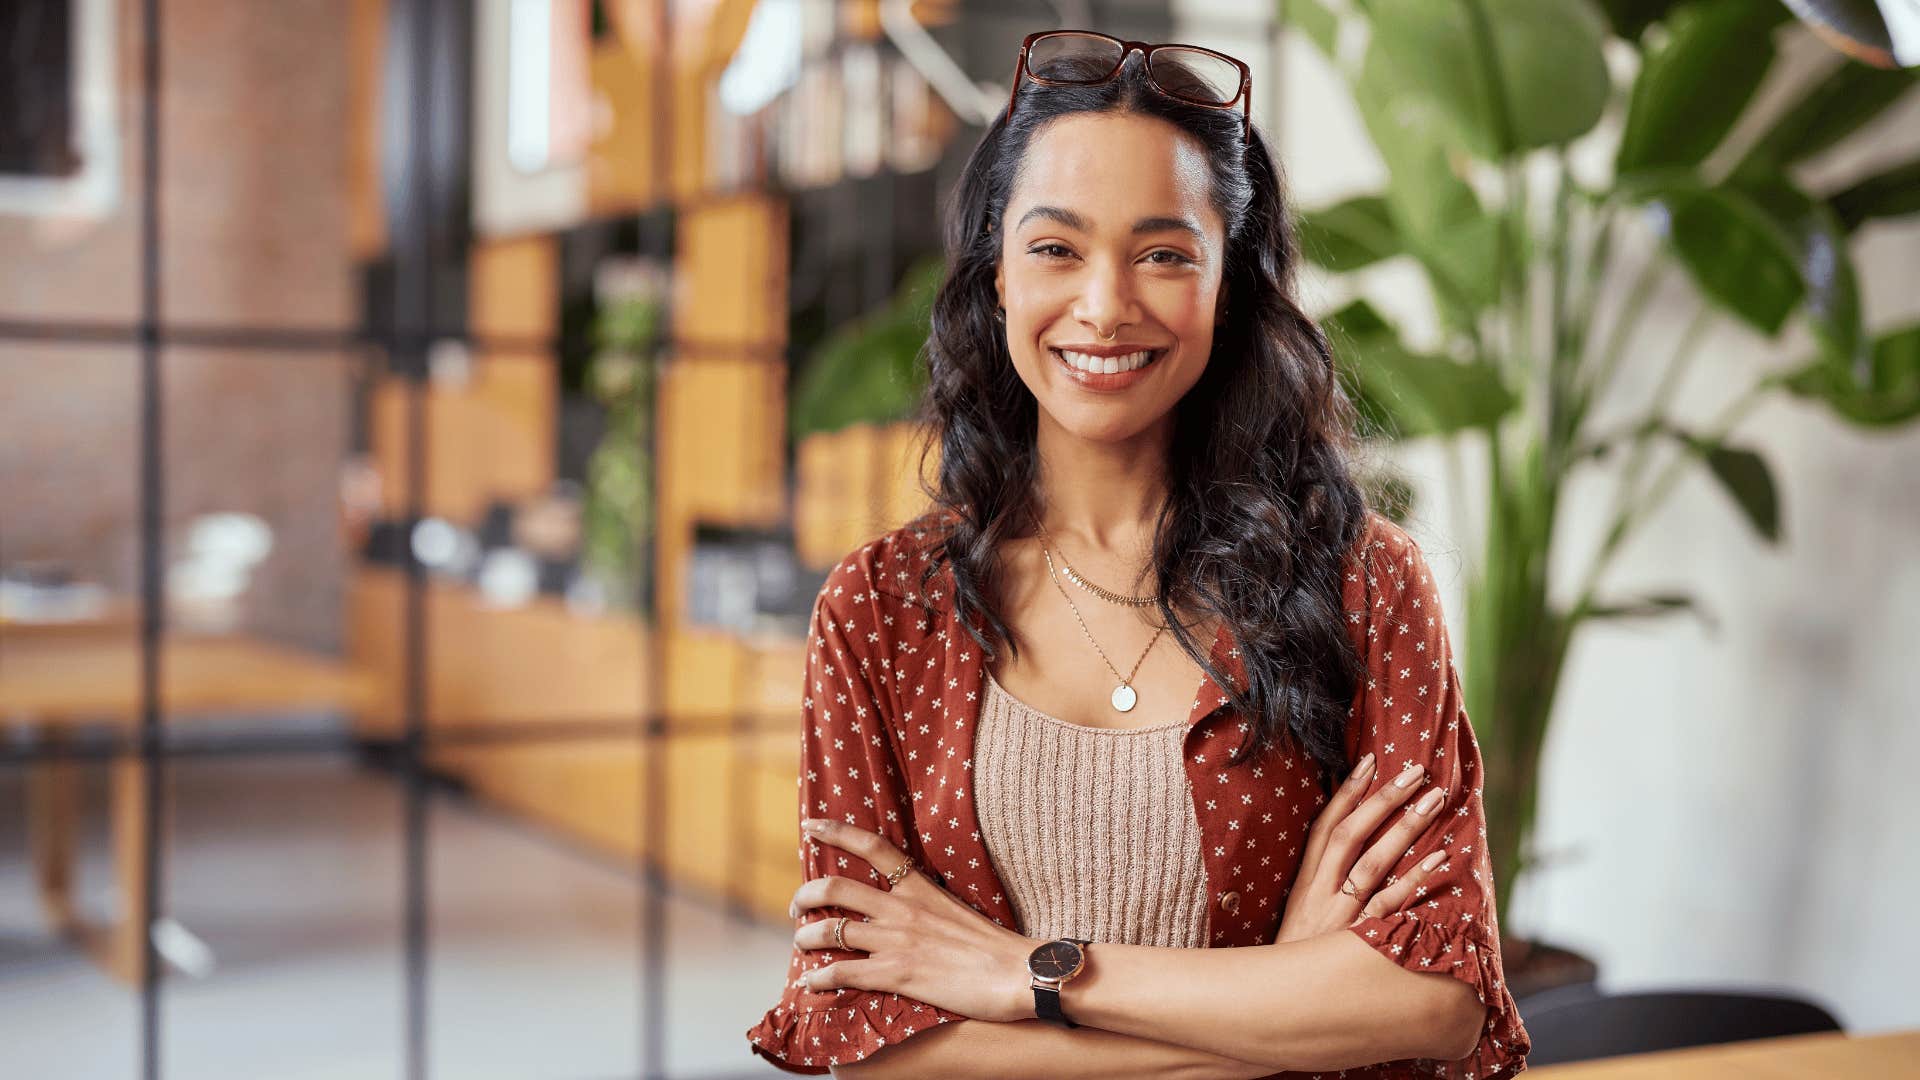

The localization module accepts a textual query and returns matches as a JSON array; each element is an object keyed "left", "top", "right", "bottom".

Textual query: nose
[{"left": 1072, "top": 260, "right": 1139, "bottom": 339}]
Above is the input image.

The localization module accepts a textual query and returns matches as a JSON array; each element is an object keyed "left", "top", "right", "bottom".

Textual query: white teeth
[{"left": 1057, "top": 349, "right": 1154, "bottom": 374}]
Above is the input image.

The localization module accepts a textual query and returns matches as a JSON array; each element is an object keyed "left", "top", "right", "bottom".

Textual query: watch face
[{"left": 1027, "top": 939, "right": 1084, "bottom": 981}]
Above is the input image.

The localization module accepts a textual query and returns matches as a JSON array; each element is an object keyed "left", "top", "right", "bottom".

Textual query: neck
[{"left": 1031, "top": 411, "right": 1173, "bottom": 561}]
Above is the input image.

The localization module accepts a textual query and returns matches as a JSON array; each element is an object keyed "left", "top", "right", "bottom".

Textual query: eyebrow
[{"left": 1014, "top": 205, "right": 1205, "bottom": 242}]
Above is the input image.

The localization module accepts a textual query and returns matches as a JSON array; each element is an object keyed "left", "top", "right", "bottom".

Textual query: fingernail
[
  {"left": 1415, "top": 788, "right": 1444, "bottom": 814},
  {"left": 1354, "top": 753, "right": 1375, "bottom": 781},
  {"left": 788, "top": 903, "right": 798, "bottom": 918},
  {"left": 801, "top": 819, "right": 823, "bottom": 832},
  {"left": 1421, "top": 850, "right": 1446, "bottom": 871},
  {"left": 1395, "top": 764, "right": 1424, "bottom": 788}
]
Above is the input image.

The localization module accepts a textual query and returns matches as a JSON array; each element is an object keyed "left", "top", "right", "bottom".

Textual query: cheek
[
  {"left": 1170, "top": 292, "right": 1216, "bottom": 336},
  {"left": 1001, "top": 264, "right": 1072, "bottom": 319},
  {"left": 1153, "top": 283, "right": 1219, "bottom": 350}
]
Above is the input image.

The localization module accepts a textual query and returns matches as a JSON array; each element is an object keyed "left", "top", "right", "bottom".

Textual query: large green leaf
[
  {"left": 1324, "top": 301, "right": 1402, "bottom": 437},
  {"left": 1427, "top": 212, "right": 1508, "bottom": 310},
  {"left": 789, "top": 259, "right": 940, "bottom": 440},
  {"left": 1629, "top": 177, "right": 1804, "bottom": 335},
  {"left": 1731, "top": 173, "right": 1864, "bottom": 369},
  {"left": 1829, "top": 156, "right": 1920, "bottom": 231},
  {"left": 1323, "top": 300, "right": 1517, "bottom": 437},
  {"left": 1780, "top": 323, "right": 1920, "bottom": 427},
  {"left": 1352, "top": 45, "right": 1481, "bottom": 243},
  {"left": 1367, "top": 0, "right": 1611, "bottom": 159},
  {"left": 1615, "top": 0, "right": 1785, "bottom": 176},
  {"left": 789, "top": 318, "right": 923, "bottom": 440},
  {"left": 1703, "top": 444, "right": 1781, "bottom": 544},
  {"left": 1734, "top": 59, "right": 1916, "bottom": 175},
  {"left": 1793, "top": 199, "right": 1862, "bottom": 370},
  {"left": 1351, "top": 46, "right": 1503, "bottom": 317},
  {"left": 1297, "top": 196, "right": 1401, "bottom": 272},
  {"left": 1670, "top": 432, "right": 1782, "bottom": 543}
]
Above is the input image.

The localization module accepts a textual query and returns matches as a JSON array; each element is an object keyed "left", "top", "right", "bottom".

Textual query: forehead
[{"left": 1008, "top": 112, "right": 1220, "bottom": 235}]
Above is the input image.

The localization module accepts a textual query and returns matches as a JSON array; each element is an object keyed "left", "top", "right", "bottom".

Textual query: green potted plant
[
  {"left": 580, "top": 290, "right": 663, "bottom": 610},
  {"left": 1287, "top": 0, "right": 1919, "bottom": 986},
  {"left": 788, "top": 256, "right": 944, "bottom": 442}
]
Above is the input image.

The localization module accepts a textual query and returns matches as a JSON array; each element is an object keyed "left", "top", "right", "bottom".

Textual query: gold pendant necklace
[{"left": 1039, "top": 540, "right": 1162, "bottom": 713}]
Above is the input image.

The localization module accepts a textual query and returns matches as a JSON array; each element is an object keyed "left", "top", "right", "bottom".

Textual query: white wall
[{"left": 1277, "top": 19, "right": 1920, "bottom": 1034}]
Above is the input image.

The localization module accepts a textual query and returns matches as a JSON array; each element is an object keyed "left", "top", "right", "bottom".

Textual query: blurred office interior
[{"left": 1, "top": 0, "right": 1917, "bottom": 1078}]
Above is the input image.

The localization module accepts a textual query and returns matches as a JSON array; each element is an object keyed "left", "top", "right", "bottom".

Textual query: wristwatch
[{"left": 1027, "top": 937, "right": 1092, "bottom": 1028}]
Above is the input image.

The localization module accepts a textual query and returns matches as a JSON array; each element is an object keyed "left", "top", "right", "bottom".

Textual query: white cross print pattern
[{"left": 748, "top": 509, "right": 1530, "bottom": 1080}]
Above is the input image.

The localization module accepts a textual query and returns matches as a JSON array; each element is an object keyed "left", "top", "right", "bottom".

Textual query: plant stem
[
  {"left": 1563, "top": 202, "right": 1615, "bottom": 442},
  {"left": 1580, "top": 248, "right": 1665, "bottom": 417},
  {"left": 1568, "top": 203, "right": 1616, "bottom": 374},
  {"left": 1566, "top": 303, "right": 1720, "bottom": 622},
  {"left": 1615, "top": 378, "right": 1768, "bottom": 551},
  {"left": 1640, "top": 305, "right": 1713, "bottom": 436},
  {"left": 1568, "top": 417, "right": 1657, "bottom": 462},
  {"left": 1505, "top": 157, "right": 1530, "bottom": 389},
  {"left": 1544, "top": 152, "right": 1575, "bottom": 480},
  {"left": 1487, "top": 417, "right": 1508, "bottom": 545}
]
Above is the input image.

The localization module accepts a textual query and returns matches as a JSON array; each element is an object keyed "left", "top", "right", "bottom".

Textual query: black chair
[{"left": 1516, "top": 983, "right": 1845, "bottom": 1066}]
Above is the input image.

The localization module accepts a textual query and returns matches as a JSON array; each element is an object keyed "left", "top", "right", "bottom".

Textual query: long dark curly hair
[{"left": 906, "top": 47, "right": 1368, "bottom": 779}]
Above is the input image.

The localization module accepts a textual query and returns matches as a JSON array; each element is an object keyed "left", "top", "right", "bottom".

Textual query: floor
[{"left": 0, "top": 746, "right": 796, "bottom": 1080}]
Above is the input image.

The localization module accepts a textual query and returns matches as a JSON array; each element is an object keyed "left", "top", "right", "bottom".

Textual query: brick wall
[{"left": 0, "top": 0, "right": 354, "bottom": 650}]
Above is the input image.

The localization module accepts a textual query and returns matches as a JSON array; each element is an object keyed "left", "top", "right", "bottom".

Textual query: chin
[{"left": 1042, "top": 396, "right": 1172, "bottom": 443}]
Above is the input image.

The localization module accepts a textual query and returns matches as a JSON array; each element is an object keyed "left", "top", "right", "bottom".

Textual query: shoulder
[
  {"left": 813, "top": 507, "right": 960, "bottom": 626},
  {"left": 1341, "top": 510, "right": 1441, "bottom": 616},
  {"left": 1352, "top": 509, "right": 1428, "bottom": 574}
]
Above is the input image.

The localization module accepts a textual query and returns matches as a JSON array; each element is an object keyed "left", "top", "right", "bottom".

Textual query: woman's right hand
[{"left": 1274, "top": 753, "right": 1451, "bottom": 944}]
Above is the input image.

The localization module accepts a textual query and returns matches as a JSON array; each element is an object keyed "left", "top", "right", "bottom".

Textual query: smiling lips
[{"left": 1049, "top": 343, "right": 1166, "bottom": 390}]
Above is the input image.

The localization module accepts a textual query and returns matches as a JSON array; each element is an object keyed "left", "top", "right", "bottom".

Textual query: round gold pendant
[{"left": 1111, "top": 684, "right": 1137, "bottom": 712}]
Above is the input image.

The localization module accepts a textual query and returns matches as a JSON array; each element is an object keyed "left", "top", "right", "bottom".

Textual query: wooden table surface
[
  {"left": 0, "top": 633, "right": 375, "bottom": 726},
  {"left": 4, "top": 628, "right": 376, "bottom": 984},
  {"left": 0, "top": 599, "right": 139, "bottom": 640},
  {"left": 1528, "top": 1027, "right": 1920, "bottom": 1078}
]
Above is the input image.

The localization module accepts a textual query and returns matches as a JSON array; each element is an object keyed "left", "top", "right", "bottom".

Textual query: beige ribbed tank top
[{"left": 973, "top": 669, "right": 1209, "bottom": 949}]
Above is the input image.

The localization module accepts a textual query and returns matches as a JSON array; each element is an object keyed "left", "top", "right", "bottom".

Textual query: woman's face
[{"left": 994, "top": 110, "right": 1227, "bottom": 444}]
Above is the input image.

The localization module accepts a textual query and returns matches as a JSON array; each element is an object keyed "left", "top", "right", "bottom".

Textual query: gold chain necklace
[
  {"left": 1035, "top": 521, "right": 1162, "bottom": 607},
  {"left": 1038, "top": 540, "right": 1163, "bottom": 713}
]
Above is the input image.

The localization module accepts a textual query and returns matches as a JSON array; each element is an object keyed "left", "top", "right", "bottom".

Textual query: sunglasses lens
[
  {"left": 1027, "top": 32, "right": 1125, "bottom": 82},
  {"left": 1148, "top": 47, "right": 1242, "bottom": 106}
]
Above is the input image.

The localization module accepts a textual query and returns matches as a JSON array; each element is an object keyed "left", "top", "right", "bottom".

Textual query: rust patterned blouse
[{"left": 747, "top": 508, "right": 1531, "bottom": 1078}]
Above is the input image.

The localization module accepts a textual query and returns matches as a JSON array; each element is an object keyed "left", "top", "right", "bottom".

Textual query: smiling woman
[
  {"left": 995, "top": 124, "right": 1223, "bottom": 408},
  {"left": 746, "top": 28, "right": 1530, "bottom": 1080}
]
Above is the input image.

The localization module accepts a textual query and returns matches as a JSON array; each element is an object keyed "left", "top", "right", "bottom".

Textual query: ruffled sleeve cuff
[
  {"left": 1344, "top": 911, "right": 1531, "bottom": 1079},
  {"left": 746, "top": 989, "right": 964, "bottom": 1075}
]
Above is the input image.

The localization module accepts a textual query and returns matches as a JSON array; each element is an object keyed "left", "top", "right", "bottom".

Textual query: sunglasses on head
[{"left": 1003, "top": 29, "right": 1253, "bottom": 142}]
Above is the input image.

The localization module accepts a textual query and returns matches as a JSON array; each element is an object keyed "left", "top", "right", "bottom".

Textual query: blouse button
[{"left": 1220, "top": 890, "right": 1241, "bottom": 915}]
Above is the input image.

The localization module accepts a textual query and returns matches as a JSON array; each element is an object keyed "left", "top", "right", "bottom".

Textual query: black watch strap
[
  {"left": 1033, "top": 937, "right": 1092, "bottom": 1029},
  {"left": 1033, "top": 983, "right": 1075, "bottom": 1028}
]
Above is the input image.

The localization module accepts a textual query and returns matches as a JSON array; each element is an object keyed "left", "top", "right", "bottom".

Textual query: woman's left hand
[{"left": 789, "top": 817, "right": 1037, "bottom": 1024}]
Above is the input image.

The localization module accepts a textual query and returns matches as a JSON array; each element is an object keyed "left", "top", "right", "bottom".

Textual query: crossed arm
[
  {"left": 831, "top": 932, "right": 1487, "bottom": 1078},
  {"left": 770, "top": 529, "right": 1514, "bottom": 1078}
]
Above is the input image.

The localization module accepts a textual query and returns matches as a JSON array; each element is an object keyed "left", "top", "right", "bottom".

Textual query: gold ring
[
  {"left": 833, "top": 915, "right": 850, "bottom": 950},
  {"left": 1340, "top": 878, "right": 1361, "bottom": 898},
  {"left": 884, "top": 858, "right": 915, "bottom": 888}
]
